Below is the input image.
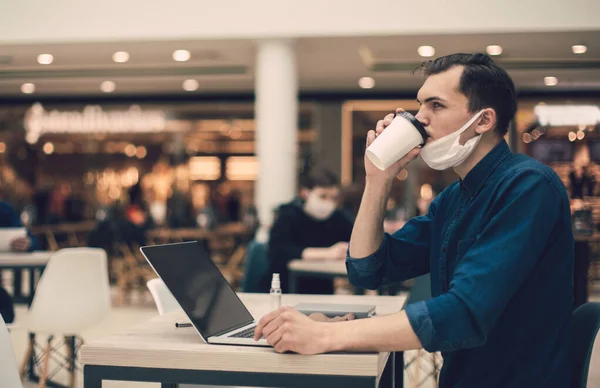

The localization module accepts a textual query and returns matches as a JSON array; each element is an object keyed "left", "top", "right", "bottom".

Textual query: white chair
[
  {"left": 1, "top": 314, "right": 23, "bottom": 388},
  {"left": 146, "top": 277, "right": 181, "bottom": 315},
  {"left": 20, "top": 248, "right": 111, "bottom": 387}
]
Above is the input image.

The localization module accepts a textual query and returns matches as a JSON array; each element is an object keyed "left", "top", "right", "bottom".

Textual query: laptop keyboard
[{"left": 230, "top": 325, "right": 258, "bottom": 339}]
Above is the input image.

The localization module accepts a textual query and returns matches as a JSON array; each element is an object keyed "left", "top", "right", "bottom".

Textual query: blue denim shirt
[{"left": 347, "top": 141, "right": 574, "bottom": 387}]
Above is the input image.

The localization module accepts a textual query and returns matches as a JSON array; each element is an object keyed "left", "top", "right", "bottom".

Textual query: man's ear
[
  {"left": 300, "top": 188, "right": 310, "bottom": 200},
  {"left": 475, "top": 109, "right": 497, "bottom": 135}
]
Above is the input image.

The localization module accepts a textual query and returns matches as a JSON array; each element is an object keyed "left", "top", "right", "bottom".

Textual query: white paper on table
[{"left": 0, "top": 228, "right": 27, "bottom": 252}]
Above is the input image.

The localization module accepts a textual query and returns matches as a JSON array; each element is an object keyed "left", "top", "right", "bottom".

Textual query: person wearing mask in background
[
  {"left": 255, "top": 54, "right": 573, "bottom": 388},
  {"left": 261, "top": 168, "right": 353, "bottom": 294},
  {"left": 0, "top": 181, "right": 38, "bottom": 323}
]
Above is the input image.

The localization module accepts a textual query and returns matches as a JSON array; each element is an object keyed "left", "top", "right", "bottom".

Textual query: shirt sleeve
[
  {"left": 406, "top": 169, "right": 566, "bottom": 352},
  {"left": 345, "top": 192, "right": 442, "bottom": 290}
]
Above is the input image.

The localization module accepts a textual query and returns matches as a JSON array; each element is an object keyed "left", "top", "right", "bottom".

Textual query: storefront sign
[
  {"left": 535, "top": 104, "right": 600, "bottom": 127},
  {"left": 24, "top": 103, "right": 168, "bottom": 144}
]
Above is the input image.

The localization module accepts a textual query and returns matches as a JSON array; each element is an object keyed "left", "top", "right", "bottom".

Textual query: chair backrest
[
  {"left": 0, "top": 315, "right": 23, "bottom": 388},
  {"left": 26, "top": 248, "right": 111, "bottom": 334},
  {"left": 146, "top": 278, "right": 181, "bottom": 315},
  {"left": 572, "top": 302, "right": 600, "bottom": 388},
  {"left": 242, "top": 240, "right": 269, "bottom": 293}
]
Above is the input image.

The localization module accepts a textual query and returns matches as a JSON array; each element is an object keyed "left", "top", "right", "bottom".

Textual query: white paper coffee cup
[{"left": 366, "top": 112, "right": 428, "bottom": 171}]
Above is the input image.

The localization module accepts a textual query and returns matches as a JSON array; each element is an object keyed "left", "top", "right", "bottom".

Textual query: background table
[
  {"left": 0, "top": 251, "right": 53, "bottom": 304},
  {"left": 81, "top": 292, "right": 408, "bottom": 388},
  {"left": 287, "top": 259, "right": 364, "bottom": 294}
]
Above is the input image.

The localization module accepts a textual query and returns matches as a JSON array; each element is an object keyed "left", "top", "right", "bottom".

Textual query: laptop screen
[{"left": 142, "top": 241, "right": 254, "bottom": 338}]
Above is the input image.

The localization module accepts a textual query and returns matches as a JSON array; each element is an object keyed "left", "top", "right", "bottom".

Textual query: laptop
[{"left": 140, "top": 241, "right": 269, "bottom": 347}]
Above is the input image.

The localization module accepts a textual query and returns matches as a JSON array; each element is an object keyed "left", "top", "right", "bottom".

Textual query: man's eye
[{"left": 433, "top": 102, "right": 443, "bottom": 110}]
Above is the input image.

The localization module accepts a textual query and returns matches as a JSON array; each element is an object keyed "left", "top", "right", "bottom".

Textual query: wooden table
[
  {"left": 0, "top": 251, "right": 53, "bottom": 305},
  {"left": 287, "top": 259, "right": 362, "bottom": 294},
  {"left": 81, "top": 292, "right": 408, "bottom": 388}
]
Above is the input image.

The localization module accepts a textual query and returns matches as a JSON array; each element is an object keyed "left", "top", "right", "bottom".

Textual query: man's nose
[{"left": 415, "top": 110, "right": 429, "bottom": 127}]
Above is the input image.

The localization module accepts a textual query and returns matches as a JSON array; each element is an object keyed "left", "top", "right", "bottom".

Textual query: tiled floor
[{"left": 7, "top": 289, "right": 600, "bottom": 388}]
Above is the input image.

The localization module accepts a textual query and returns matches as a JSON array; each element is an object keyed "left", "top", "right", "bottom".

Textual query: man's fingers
[
  {"left": 375, "top": 120, "right": 384, "bottom": 135},
  {"left": 261, "top": 315, "right": 285, "bottom": 339},
  {"left": 254, "top": 308, "right": 284, "bottom": 340},
  {"left": 274, "top": 334, "right": 291, "bottom": 353},
  {"left": 266, "top": 325, "right": 286, "bottom": 348},
  {"left": 366, "top": 130, "right": 376, "bottom": 147},
  {"left": 382, "top": 113, "right": 395, "bottom": 127}
]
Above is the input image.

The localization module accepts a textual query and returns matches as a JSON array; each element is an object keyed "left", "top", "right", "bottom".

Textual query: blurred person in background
[
  {"left": 260, "top": 167, "right": 353, "bottom": 294},
  {"left": 0, "top": 179, "right": 38, "bottom": 252},
  {"left": 0, "top": 179, "right": 38, "bottom": 323},
  {"left": 117, "top": 183, "right": 152, "bottom": 248},
  {"left": 569, "top": 162, "right": 595, "bottom": 198},
  {"left": 255, "top": 54, "right": 573, "bottom": 388}
]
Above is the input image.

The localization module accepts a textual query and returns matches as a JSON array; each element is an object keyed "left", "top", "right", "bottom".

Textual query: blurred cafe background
[
  {"left": 1, "top": 24, "right": 600, "bottom": 301},
  {"left": 0, "top": 2, "right": 599, "bottom": 387}
]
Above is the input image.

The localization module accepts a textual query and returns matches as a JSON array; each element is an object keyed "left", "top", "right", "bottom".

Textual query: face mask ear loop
[{"left": 458, "top": 110, "right": 485, "bottom": 136}]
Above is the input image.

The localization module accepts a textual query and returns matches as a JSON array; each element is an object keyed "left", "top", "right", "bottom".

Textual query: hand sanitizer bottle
[{"left": 270, "top": 273, "right": 282, "bottom": 311}]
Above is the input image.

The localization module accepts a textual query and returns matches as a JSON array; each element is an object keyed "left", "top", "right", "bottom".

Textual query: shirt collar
[{"left": 460, "top": 140, "right": 512, "bottom": 199}]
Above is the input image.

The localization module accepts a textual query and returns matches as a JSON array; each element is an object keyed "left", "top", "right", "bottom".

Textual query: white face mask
[
  {"left": 304, "top": 192, "right": 336, "bottom": 220},
  {"left": 420, "top": 110, "right": 485, "bottom": 170}
]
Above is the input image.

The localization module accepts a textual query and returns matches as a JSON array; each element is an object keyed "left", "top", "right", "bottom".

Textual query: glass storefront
[{"left": 0, "top": 101, "right": 316, "bottom": 228}]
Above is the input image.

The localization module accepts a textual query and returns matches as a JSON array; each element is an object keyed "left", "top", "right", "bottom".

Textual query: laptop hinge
[{"left": 212, "top": 319, "right": 255, "bottom": 337}]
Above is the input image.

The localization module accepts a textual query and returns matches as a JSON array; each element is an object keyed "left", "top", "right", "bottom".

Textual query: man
[
  {"left": 254, "top": 53, "right": 573, "bottom": 387},
  {"left": 0, "top": 192, "right": 37, "bottom": 324},
  {"left": 261, "top": 167, "right": 353, "bottom": 294}
]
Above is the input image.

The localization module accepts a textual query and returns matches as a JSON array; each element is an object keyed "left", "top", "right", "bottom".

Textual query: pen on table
[{"left": 175, "top": 322, "right": 192, "bottom": 328}]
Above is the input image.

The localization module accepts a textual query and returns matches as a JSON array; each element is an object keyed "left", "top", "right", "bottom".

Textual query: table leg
[
  {"left": 394, "top": 351, "right": 404, "bottom": 388},
  {"left": 28, "top": 332, "right": 36, "bottom": 381},
  {"left": 83, "top": 365, "right": 103, "bottom": 388},
  {"left": 289, "top": 272, "right": 298, "bottom": 293},
  {"left": 13, "top": 268, "right": 23, "bottom": 301},
  {"left": 29, "top": 269, "right": 36, "bottom": 305},
  {"left": 379, "top": 352, "right": 394, "bottom": 388}
]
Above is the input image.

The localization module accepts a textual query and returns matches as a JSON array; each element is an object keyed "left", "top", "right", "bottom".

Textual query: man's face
[{"left": 415, "top": 65, "right": 477, "bottom": 145}]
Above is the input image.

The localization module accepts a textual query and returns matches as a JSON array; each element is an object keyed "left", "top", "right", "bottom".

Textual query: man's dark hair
[
  {"left": 415, "top": 53, "right": 517, "bottom": 137},
  {"left": 300, "top": 167, "right": 339, "bottom": 189}
]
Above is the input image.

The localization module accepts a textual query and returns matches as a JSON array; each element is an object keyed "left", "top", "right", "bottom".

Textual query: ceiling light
[
  {"left": 397, "top": 169, "right": 408, "bottom": 181},
  {"left": 572, "top": 45, "right": 587, "bottom": 54},
  {"left": 100, "top": 81, "right": 116, "bottom": 93},
  {"left": 420, "top": 184, "right": 433, "bottom": 200},
  {"left": 544, "top": 76, "right": 558, "bottom": 86},
  {"left": 568, "top": 132, "right": 577, "bottom": 142},
  {"left": 417, "top": 46, "right": 435, "bottom": 58},
  {"left": 112, "top": 51, "right": 130, "bottom": 63},
  {"left": 37, "top": 54, "right": 54, "bottom": 65},
  {"left": 577, "top": 130, "right": 586, "bottom": 140},
  {"left": 43, "top": 142, "right": 54, "bottom": 155},
  {"left": 124, "top": 144, "right": 137, "bottom": 157},
  {"left": 21, "top": 83, "right": 35, "bottom": 94},
  {"left": 136, "top": 146, "right": 147, "bottom": 159},
  {"left": 358, "top": 77, "right": 375, "bottom": 89},
  {"left": 182, "top": 79, "right": 199, "bottom": 91},
  {"left": 173, "top": 49, "right": 191, "bottom": 62},
  {"left": 486, "top": 45, "right": 503, "bottom": 56}
]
